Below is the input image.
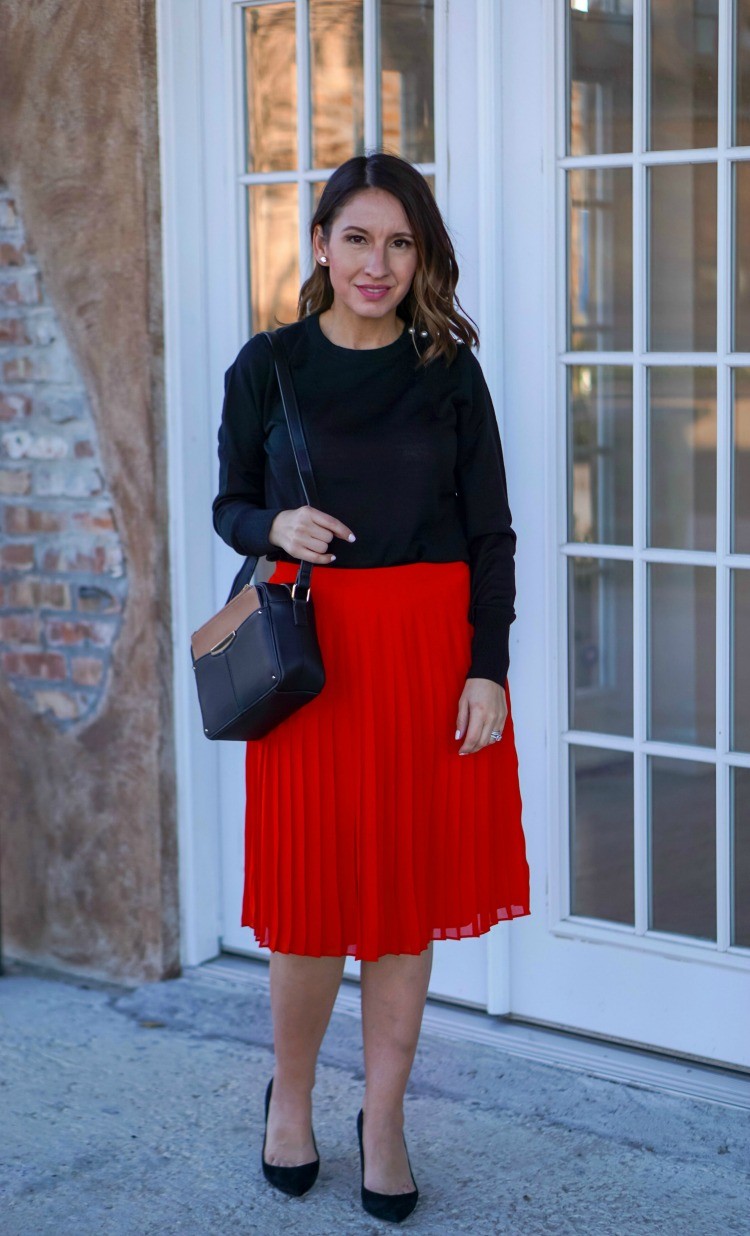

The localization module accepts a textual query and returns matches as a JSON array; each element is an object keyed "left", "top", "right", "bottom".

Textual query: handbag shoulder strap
[
  {"left": 226, "top": 326, "right": 318, "bottom": 603},
  {"left": 264, "top": 329, "right": 321, "bottom": 511}
]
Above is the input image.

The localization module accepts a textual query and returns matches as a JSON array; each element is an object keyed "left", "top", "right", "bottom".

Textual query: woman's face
[{"left": 314, "top": 188, "right": 419, "bottom": 322}]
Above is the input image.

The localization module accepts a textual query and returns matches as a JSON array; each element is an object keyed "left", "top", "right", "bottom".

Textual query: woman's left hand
[{"left": 455, "top": 678, "right": 508, "bottom": 755}]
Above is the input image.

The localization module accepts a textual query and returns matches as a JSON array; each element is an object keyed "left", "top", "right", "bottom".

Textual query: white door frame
[
  {"left": 158, "top": 0, "right": 224, "bottom": 967},
  {"left": 157, "top": 0, "right": 529, "bottom": 1013}
]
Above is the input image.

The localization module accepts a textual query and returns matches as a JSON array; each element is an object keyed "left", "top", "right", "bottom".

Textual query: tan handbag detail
[{"left": 190, "top": 582, "right": 266, "bottom": 662}]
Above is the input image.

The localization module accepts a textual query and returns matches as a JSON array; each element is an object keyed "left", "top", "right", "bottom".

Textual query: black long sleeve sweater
[{"left": 211, "top": 310, "right": 517, "bottom": 686}]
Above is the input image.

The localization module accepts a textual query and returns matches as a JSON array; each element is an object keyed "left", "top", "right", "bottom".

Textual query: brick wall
[
  {"left": 0, "top": 182, "right": 127, "bottom": 728},
  {"left": 0, "top": 0, "right": 178, "bottom": 984}
]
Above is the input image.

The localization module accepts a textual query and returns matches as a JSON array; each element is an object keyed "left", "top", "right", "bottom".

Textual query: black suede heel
[
  {"left": 357, "top": 1107, "right": 419, "bottom": 1223},
  {"left": 261, "top": 1076, "right": 320, "bottom": 1197}
]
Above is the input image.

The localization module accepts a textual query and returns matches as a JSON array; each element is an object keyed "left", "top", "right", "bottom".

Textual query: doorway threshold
[{"left": 203, "top": 951, "right": 750, "bottom": 1112}]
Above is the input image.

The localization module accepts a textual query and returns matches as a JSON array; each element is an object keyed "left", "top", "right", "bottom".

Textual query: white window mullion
[
  {"left": 296, "top": 0, "right": 312, "bottom": 285},
  {"left": 476, "top": 0, "right": 503, "bottom": 400},
  {"left": 632, "top": 360, "right": 648, "bottom": 938},
  {"left": 433, "top": 0, "right": 449, "bottom": 209},
  {"left": 633, "top": 0, "right": 648, "bottom": 937},
  {"left": 555, "top": 0, "right": 571, "bottom": 924},
  {"left": 716, "top": 0, "right": 734, "bottom": 952},
  {"left": 556, "top": 341, "right": 572, "bottom": 928},
  {"left": 363, "top": 0, "right": 380, "bottom": 152},
  {"left": 229, "top": 0, "right": 250, "bottom": 342}
]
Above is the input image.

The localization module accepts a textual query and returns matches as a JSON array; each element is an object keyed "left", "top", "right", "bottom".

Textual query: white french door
[
  {"left": 162, "top": 0, "right": 522, "bottom": 1009},
  {"left": 500, "top": 0, "right": 750, "bottom": 1069},
  {"left": 163, "top": 0, "right": 748, "bottom": 1064}
]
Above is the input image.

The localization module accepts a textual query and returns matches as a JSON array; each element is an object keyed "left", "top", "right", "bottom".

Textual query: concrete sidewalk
[{"left": 1, "top": 956, "right": 748, "bottom": 1236}]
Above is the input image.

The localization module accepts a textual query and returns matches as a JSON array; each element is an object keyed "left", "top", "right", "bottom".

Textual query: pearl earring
[{"left": 319, "top": 256, "right": 327, "bottom": 264}]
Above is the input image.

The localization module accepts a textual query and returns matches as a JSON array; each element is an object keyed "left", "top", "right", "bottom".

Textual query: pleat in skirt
[{"left": 242, "top": 557, "right": 530, "bottom": 960}]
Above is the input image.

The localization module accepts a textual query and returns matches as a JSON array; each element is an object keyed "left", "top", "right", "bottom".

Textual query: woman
[{"left": 212, "top": 151, "right": 531, "bottom": 1224}]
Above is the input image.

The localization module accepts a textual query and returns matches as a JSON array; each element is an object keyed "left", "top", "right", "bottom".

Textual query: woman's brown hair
[{"left": 296, "top": 151, "right": 479, "bottom": 368}]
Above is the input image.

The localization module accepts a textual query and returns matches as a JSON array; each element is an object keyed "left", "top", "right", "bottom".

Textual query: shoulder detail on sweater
[
  {"left": 234, "top": 318, "right": 308, "bottom": 373},
  {"left": 229, "top": 332, "right": 270, "bottom": 382},
  {"left": 450, "top": 338, "right": 484, "bottom": 386},
  {"left": 459, "top": 340, "right": 481, "bottom": 368}
]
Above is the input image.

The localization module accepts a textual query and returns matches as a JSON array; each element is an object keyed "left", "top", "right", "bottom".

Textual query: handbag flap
[{"left": 191, "top": 583, "right": 265, "bottom": 661}]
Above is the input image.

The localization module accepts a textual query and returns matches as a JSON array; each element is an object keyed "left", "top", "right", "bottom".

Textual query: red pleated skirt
[{"left": 242, "top": 558, "right": 530, "bottom": 960}]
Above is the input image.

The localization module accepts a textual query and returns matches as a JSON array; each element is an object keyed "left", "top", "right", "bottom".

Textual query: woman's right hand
[{"left": 269, "top": 505, "right": 356, "bottom": 564}]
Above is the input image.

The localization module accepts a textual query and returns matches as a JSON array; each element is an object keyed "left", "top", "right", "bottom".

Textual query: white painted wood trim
[
  {"left": 363, "top": 0, "right": 380, "bottom": 151},
  {"left": 476, "top": 0, "right": 511, "bottom": 1016},
  {"left": 433, "top": 0, "right": 449, "bottom": 210},
  {"left": 157, "top": 0, "right": 223, "bottom": 966},
  {"left": 549, "top": 0, "right": 568, "bottom": 937}
]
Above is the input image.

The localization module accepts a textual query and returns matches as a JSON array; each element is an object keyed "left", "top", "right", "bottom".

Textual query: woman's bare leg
[
  {"left": 359, "top": 942, "right": 433, "bottom": 1192},
  {"left": 264, "top": 951, "right": 346, "bottom": 1167}
]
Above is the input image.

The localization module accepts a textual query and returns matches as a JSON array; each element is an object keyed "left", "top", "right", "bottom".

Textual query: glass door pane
[
  {"left": 244, "top": 3, "right": 297, "bottom": 172},
  {"left": 380, "top": 0, "right": 435, "bottom": 162},
  {"left": 733, "top": 162, "right": 750, "bottom": 350},
  {"left": 648, "top": 563, "right": 715, "bottom": 747},
  {"left": 734, "top": 0, "right": 750, "bottom": 145},
  {"left": 649, "top": 164, "right": 716, "bottom": 352},
  {"left": 732, "top": 369, "right": 750, "bottom": 554},
  {"left": 309, "top": 0, "right": 365, "bottom": 168},
  {"left": 647, "top": 368, "right": 716, "bottom": 552},
  {"left": 567, "top": 365, "right": 633, "bottom": 547},
  {"left": 567, "top": 0, "right": 634, "bottom": 157},
  {"left": 648, "top": 0, "right": 719, "bottom": 151},
  {"left": 247, "top": 183, "right": 300, "bottom": 329},
  {"left": 650, "top": 758, "right": 716, "bottom": 940},
  {"left": 569, "top": 746, "right": 634, "bottom": 925},
  {"left": 733, "top": 769, "right": 750, "bottom": 947},
  {"left": 568, "top": 555, "right": 634, "bottom": 736},
  {"left": 732, "top": 569, "right": 750, "bottom": 752},
  {"left": 567, "top": 167, "right": 633, "bottom": 351}
]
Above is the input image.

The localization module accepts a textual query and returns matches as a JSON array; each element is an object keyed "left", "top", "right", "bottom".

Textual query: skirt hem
[{"left": 241, "top": 902, "right": 532, "bottom": 961}]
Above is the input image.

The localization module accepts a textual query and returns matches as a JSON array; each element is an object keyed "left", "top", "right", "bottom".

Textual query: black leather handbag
[{"left": 190, "top": 329, "right": 326, "bottom": 741}]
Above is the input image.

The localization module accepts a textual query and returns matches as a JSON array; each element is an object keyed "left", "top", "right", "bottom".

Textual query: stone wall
[
  {"left": 0, "top": 1, "right": 179, "bottom": 982},
  {"left": 0, "top": 182, "right": 128, "bottom": 727}
]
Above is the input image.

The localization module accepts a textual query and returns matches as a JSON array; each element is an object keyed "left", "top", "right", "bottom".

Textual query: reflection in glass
[
  {"left": 309, "top": 0, "right": 364, "bottom": 169},
  {"left": 735, "top": 0, "right": 750, "bottom": 146},
  {"left": 568, "top": 367, "right": 633, "bottom": 546},
  {"left": 569, "top": 557, "right": 633, "bottom": 737},
  {"left": 244, "top": 3, "right": 297, "bottom": 173},
  {"left": 649, "top": 563, "right": 715, "bottom": 747},
  {"left": 732, "top": 570, "right": 750, "bottom": 752},
  {"left": 567, "top": 0, "right": 633, "bottom": 156},
  {"left": 648, "top": 368, "right": 716, "bottom": 552},
  {"left": 649, "top": 164, "right": 716, "bottom": 352},
  {"left": 569, "top": 745, "right": 634, "bottom": 925},
  {"left": 248, "top": 183, "right": 299, "bottom": 332},
  {"left": 650, "top": 756, "right": 716, "bottom": 940},
  {"left": 733, "top": 369, "right": 750, "bottom": 554},
  {"left": 568, "top": 167, "right": 632, "bottom": 351},
  {"left": 649, "top": 0, "right": 718, "bottom": 151},
  {"left": 734, "top": 163, "right": 750, "bottom": 351},
  {"left": 381, "top": 0, "right": 434, "bottom": 162},
  {"left": 732, "top": 768, "right": 750, "bottom": 947}
]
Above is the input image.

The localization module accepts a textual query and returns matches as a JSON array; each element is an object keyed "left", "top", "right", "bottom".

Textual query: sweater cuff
[
  {"left": 466, "top": 607, "right": 512, "bottom": 688},
  {"left": 232, "top": 506, "right": 285, "bottom": 556}
]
